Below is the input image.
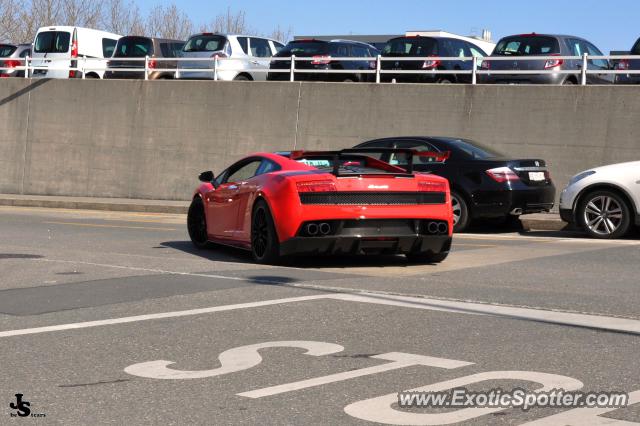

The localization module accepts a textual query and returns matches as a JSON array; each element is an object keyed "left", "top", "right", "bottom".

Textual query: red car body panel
[{"left": 193, "top": 152, "right": 453, "bottom": 256}]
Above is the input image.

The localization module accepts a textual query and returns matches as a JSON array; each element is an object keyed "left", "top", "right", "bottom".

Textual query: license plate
[{"left": 529, "top": 172, "right": 546, "bottom": 181}]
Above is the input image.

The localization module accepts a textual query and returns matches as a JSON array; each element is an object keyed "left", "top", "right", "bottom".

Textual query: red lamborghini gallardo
[{"left": 187, "top": 148, "right": 453, "bottom": 264}]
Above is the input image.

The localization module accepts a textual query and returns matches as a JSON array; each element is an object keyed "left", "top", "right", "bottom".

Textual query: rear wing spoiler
[{"left": 289, "top": 148, "right": 450, "bottom": 175}]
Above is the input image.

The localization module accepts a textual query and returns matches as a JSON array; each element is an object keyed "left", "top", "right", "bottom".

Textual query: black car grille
[{"left": 299, "top": 192, "right": 446, "bottom": 205}]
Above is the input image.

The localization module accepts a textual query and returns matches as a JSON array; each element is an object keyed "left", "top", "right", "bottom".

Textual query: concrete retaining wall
[{"left": 1, "top": 78, "right": 639, "bottom": 201}]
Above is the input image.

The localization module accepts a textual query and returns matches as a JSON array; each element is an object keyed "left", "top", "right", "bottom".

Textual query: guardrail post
[
  {"left": 213, "top": 56, "right": 218, "bottom": 81},
  {"left": 471, "top": 56, "right": 478, "bottom": 85},
  {"left": 144, "top": 55, "right": 149, "bottom": 80},
  {"left": 375, "top": 55, "right": 381, "bottom": 84},
  {"left": 24, "top": 56, "right": 29, "bottom": 79},
  {"left": 290, "top": 55, "right": 296, "bottom": 82},
  {"left": 581, "top": 53, "right": 588, "bottom": 86},
  {"left": 82, "top": 56, "right": 87, "bottom": 79}
]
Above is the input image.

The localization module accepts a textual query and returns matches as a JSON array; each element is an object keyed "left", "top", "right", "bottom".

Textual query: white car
[
  {"left": 176, "top": 33, "right": 284, "bottom": 81},
  {"left": 560, "top": 161, "right": 640, "bottom": 238},
  {"left": 31, "top": 26, "right": 121, "bottom": 79}
]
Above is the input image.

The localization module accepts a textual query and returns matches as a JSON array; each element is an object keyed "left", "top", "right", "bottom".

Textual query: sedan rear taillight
[
  {"left": 418, "top": 181, "right": 447, "bottom": 192},
  {"left": 3, "top": 59, "right": 20, "bottom": 68},
  {"left": 422, "top": 56, "right": 441, "bottom": 69},
  {"left": 311, "top": 55, "right": 332, "bottom": 65},
  {"left": 616, "top": 59, "right": 630, "bottom": 70},
  {"left": 486, "top": 167, "right": 520, "bottom": 183},
  {"left": 544, "top": 54, "right": 563, "bottom": 69},
  {"left": 296, "top": 180, "right": 337, "bottom": 192}
]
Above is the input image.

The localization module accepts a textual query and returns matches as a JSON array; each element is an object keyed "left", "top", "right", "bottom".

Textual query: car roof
[
  {"left": 498, "top": 33, "right": 586, "bottom": 41},
  {"left": 118, "top": 35, "right": 184, "bottom": 43},
  {"left": 188, "top": 33, "right": 280, "bottom": 42}
]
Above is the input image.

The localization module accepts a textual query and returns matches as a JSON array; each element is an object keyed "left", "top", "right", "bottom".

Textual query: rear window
[
  {"left": 114, "top": 37, "right": 153, "bottom": 57},
  {"left": 494, "top": 36, "right": 560, "bottom": 56},
  {"left": 382, "top": 37, "right": 438, "bottom": 57},
  {"left": 159, "top": 42, "right": 184, "bottom": 57},
  {"left": 275, "top": 42, "right": 329, "bottom": 57},
  {"left": 632, "top": 38, "right": 640, "bottom": 55},
  {"left": 183, "top": 35, "right": 227, "bottom": 52},
  {"left": 0, "top": 45, "right": 17, "bottom": 57},
  {"left": 34, "top": 31, "right": 71, "bottom": 53},
  {"left": 449, "top": 139, "right": 503, "bottom": 160}
]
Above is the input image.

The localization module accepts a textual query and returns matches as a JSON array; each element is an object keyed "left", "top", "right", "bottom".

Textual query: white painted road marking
[
  {"left": 2, "top": 291, "right": 640, "bottom": 339},
  {"left": 343, "top": 371, "right": 584, "bottom": 425},
  {"left": 238, "top": 352, "right": 473, "bottom": 399},
  {"left": 125, "top": 341, "right": 345, "bottom": 379},
  {"left": 0, "top": 295, "right": 328, "bottom": 338}
]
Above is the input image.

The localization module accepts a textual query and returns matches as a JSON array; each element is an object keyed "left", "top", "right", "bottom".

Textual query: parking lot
[{"left": 1, "top": 205, "right": 639, "bottom": 424}]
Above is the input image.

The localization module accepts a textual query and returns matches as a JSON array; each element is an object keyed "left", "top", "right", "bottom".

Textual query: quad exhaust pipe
[
  {"left": 306, "top": 222, "right": 331, "bottom": 236},
  {"left": 425, "top": 221, "right": 448, "bottom": 235}
]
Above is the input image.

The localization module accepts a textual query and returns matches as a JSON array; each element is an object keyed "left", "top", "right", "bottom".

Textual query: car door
[
  {"left": 248, "top": 37, "right": 272, "bottom": 81},
  {"left": 206, "top": 159, "right": 262, "bottom": 240},
  {"left": 235, "top": 159, "right": 281, "bottom": 242}
]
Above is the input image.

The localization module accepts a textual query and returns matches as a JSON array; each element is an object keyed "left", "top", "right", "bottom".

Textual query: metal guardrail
[{"left": 2, "top": 53, "right": 640, "bottom": 84}]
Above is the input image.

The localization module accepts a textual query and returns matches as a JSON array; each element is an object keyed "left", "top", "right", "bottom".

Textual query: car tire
[
  {"left": 187, "top": 197, "right": 210, "bottom": 249},
  {"left": 437, "top": 78, "right": 453, "bottom": 84},
  {"left": 451, "top": 191, "right": 470, "bottom": 233},
  {"left": 577, "top": 190, "right": 632, "bottom": 239},
  {"left": 562, "top": 79, "right": 575, "bottom": 85},
  {"left": 251, "top": 200, "right": 280, "bottom": 264},
  {"left": 406, "top": 251, "right": 449, "bottom": 264},
  {"left": 234, "top": 74, "right": 250, "bottom": 81}
]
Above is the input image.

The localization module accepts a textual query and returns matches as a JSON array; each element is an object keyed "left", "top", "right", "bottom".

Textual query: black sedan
[{"left": 354, "top": 137, "right": 556, "bottom": 232}]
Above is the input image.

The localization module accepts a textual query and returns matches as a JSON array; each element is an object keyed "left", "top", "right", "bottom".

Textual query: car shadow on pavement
[
  {"left": 160, "top": 240, "right": 430, "bottom": 269},
  {"left": 159, "top": 241, "right": 256, "bottom": 264}
]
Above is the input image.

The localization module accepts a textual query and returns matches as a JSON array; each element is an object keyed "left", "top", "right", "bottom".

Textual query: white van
[{"left": 31, "top": 26, "right": 121, "bottom": 79}]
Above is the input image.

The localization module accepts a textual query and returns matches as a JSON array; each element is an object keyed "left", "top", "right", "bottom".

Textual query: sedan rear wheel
[
  {"left": 251, "top": 200, "right": 280, "bottom": 264},
  {"left": 187, "top": 197, "right": 210, "bottom": 249},
  {"left": 451, "top": 191, "right": 470, "bottom": 233},
  {"left": 578, "top": 190, "right": 632, "bottom": 239}
]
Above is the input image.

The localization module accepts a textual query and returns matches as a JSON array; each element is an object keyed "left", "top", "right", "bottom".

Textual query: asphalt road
[{"left": 1, "top": 206, "right": 639, "bottom": 425}]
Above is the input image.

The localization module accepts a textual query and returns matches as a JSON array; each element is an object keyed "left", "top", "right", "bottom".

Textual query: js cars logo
[
  {"left": 8, "top": 394, "right": 45, "bottom": 418},
  {"left": 9, "top": 394, "right": 30, "bottom": 417}
]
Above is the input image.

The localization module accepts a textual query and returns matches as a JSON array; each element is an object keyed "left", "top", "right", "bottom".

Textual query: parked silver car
[
  {"left": 0, "top": 43, "right": 31, "bottom": 78},
  {"left": 479, "top": 33, "right": 613, "bottom": 85},
  {"left": 176, "top": 33, "right": 284, "bottom": 81}
]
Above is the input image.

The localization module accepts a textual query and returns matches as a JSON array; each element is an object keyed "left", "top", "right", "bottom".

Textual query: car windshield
[
  {"left": 494, "top": 36, "right": 560, "bottom": 56},
  {"left": 183, "top": 35, "right": 227, "bottom": 52},
  {"left": 114, "top": 37, "right": 153, "bottom": 57},
  {"left": 275, "top": 42, "right": 329, "bottom": 57},
  {"left": 0, "top": 45, "right": 17, "bottom": 57},
  {"left": 382, "top": 37, "right": 438, "bottom": 57},
  {"left": 34, "top": 31, "right": 71, "bottom": 53},
  {"left": 632, "top": 38, "right": 640, "bottom": 55},
  {"left": 448, "top": 139, "right": 503, "bottom": 159}
]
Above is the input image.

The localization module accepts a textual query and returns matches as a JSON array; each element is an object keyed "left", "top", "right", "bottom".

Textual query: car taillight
[
  {"left": 616, "top": 59, "right": 630, "bottom": 70},
  {"left": 422, "top": 56, "right": 441, "bottom": 69},
  {"left": 418, "top": 180, "right": 447, "bottom": 192},
  {"left": 148, "top": 59, "right": 157, "bottom": 69},
  {"left": 69, "top": 29, "right": 78, "bottom": 78},
  {"left": 296, "top": 180, "right": 337, "bottom": 192},
  {"left": 480, "top": 60, "right": 491, "bottom": 70},
  {"left": 544, "top": 54, "right": 563, "bottom": 69},
  {"left": 4, "top": 60, "right": 20, "bottom": 68},
  {"left": 486, "top": 167, "right": 520, "bottom": 183},
  {"left": 311, "top": 55, "right": 332, "bottom": 65}
]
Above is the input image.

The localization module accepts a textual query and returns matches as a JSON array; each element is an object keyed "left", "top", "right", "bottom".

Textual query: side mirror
[{"left": 199, "top": 171, "right": 214, "bottom": 183}]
